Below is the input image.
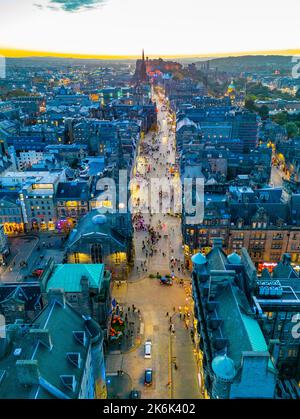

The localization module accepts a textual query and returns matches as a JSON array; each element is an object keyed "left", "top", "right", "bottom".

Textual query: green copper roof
[
  {"left": 227, "top": 252, "right": 241, "bottom": 265},
  {"left": 46, "top": 264, "right": 104, "bottom": 293},
  {"left": 212, "top": 355, "right": 236, "bottom": 381},
  {"left": 191, "top": 252, "right": 207, "bottom": 265},
  {"left": 240, "top": 313, "right": 268, "bottom": 352}
]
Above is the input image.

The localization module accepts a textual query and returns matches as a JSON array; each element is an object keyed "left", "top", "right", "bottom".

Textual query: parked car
[
  {"left": 144, "top": 340, "right": 152, "bottom": 359},
  {"left": 144, "top": 368, "right": 153, "bottom": 386}
]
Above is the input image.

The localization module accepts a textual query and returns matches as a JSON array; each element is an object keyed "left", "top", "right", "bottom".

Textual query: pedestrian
[{"left": 166, "top": 312, "right": 169, "bottom": 317}]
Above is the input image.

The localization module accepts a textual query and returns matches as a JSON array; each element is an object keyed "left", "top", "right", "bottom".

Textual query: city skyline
[
  {"left": 0, "top": 0, "right": 300, "bottom": 57},
  {"left": 1, "top": 0, "right": 300, "bottom": 403}
]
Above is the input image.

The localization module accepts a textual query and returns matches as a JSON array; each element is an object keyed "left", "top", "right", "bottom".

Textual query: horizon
[{"left": 1, "top": 47, "right": 300, "bottom": 61}]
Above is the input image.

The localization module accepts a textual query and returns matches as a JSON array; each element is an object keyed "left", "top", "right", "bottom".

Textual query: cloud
[{"left": 47, "top": 0, "right": 107, "bottom": 12}]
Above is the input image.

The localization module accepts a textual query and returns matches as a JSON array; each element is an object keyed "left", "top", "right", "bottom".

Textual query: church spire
[{"left": 133, "top": 48, "right": 148, "bottom": 84}]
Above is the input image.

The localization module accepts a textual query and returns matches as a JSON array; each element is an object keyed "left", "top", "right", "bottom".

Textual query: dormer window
[
  {"left": 60, "top": 375, "right": 77, "bottom": 393},
  {"left": 67, "top": 353, "right": 82, "bottom": 369},
  {"left": 73, "top": 331, "right": 87, "bottom": 347}
]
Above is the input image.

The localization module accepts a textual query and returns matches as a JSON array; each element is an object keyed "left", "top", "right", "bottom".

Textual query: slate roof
[
  {"left": 0, "top": 283, "right": 42, "bottom": 312},
  {"left": 0, "top": 191, "right": 20, "bottom": 206},
  {"left": 0, "top": 300, "right": 97, "bottom": 399},
  {"left": 272, "top": 262, "right": 299, "bottom": 279},
  {"left": 67, "top": 210, "right": 127, "bottom": 250},
  {"left": 207, "top": 246, "right": 227, "bottom": 271},
  {"left": 56, "top": 182, "right": 89, "bottom": 201},
  {"left": 197, "top": 246, "right": 275, "bottom": 372},
  {"left": 230, "top": 202, "right": 291, "bottom": 225}
]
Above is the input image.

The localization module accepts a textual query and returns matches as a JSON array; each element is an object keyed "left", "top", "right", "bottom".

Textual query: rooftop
[
  {"left": 56, "top": 182, "right": 89, "bottom": 201},
  {"left": 0, "top": 300, "right": 96, "bottom": 399},
  {"left": 46, "top": 264, "right": 105, "bottom": 293}
]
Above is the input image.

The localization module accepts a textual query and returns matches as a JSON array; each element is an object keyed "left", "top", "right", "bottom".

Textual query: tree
[
  {"left": 285, "top": 122, "right": 299, "bottom": 138},
  {"left": 272, "top": 112, "right": 288, "bottom": 126},
  {"left": 5, "top": 89, "right": 30, "bottom": 99},
  {"left": 258, "top": 105, "right": 269, "bottom": 120},
  {"left": 245, "top": 96, "right": 257, "bottom": 112}
]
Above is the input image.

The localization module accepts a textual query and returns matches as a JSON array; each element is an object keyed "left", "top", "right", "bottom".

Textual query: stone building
[
  {"left": 0, "top": 294, "right": 107, "bottom": 399},
  {"left": 65, "top": 210, "right": 133, "bottom": 280},
  {"left": 191, "top": 239, "right": 277, "bottom": 399},
  {"left": 55, "top": 181, "right": 90, "bottom": 229},
  {"left": 0, "top": 282, "right": 43, "bottom": 324},
  {"left": 253, "top": 253, "right": 300, "bottom": 385},
  {"left": 40, "top": 259, "right": 112, "bottom": 334}
]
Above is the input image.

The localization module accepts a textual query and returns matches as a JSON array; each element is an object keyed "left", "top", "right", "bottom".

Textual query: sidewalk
[
  {"left": 108, "top": 305, "right": 142, "bottom": 354},
  {"left": 106, "top": 372, "right": 132, "bottom": 399},
  {"left": 172, "top": 315, "right": 201, "bottom": 399}
]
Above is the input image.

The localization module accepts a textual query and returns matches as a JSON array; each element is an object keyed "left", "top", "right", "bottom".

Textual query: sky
[{"left": 0, "top": 0, "right": 300, "bottom": 57}]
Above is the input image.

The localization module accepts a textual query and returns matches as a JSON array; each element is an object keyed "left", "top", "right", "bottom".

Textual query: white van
[{"left": 144, "top": 340, "right": 152, "bottom": 359}]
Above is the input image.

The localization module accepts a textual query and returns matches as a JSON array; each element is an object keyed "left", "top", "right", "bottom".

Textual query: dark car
[
  {"left": 144, "top": 368, "right": 153, "bottom": 386},
  {"left": 160, "top": 277, "right": 173, "bottom": 286},
  {"left": 130, "top": 390, "right": 141, "bottom": 399}
]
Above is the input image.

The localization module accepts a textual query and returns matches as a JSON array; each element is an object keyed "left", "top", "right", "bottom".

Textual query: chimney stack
[
  {"left": 16, "top": 360, "right": 40, "bottom": 387},
  {"left": 212, "top": 237, "right": 223, "bottom": 248},
  {"left": 282, "top": 253, "right": 291, "bottom": 266},
  {"left": 47, "top": 288, "right": 66, "bottom": 308}
]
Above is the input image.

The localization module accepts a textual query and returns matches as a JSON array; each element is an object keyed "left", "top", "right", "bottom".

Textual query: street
[
  {"left": 270, "top": 166, "right": 286, "bottom": 187},
  {"left": 106, "top": 87, "right": 200, "bottom": 399}
]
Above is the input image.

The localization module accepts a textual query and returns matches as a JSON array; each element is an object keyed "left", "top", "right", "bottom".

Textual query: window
[
  {"left": 288, "top": 349, "right": 298, "bottom": 358},
  {"left": 69, "top": 294, "right": 78, "bottom": 303},
  {"left": 74, "top": 253, "right": 80, "bottom": 264},
  {"left": 91, "top": 244, "right": 102, "bottom": 264}
]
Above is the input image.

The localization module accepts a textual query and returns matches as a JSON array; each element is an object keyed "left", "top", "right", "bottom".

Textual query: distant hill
[
  {"left": 5, "top": 54, "right": 295, "bottom": 73},
  {"left": 196, "top": 55, "right": 294, "bottom": 73},
  {"left": 6, "top": 57, "right": 136, "bottom": 68}
]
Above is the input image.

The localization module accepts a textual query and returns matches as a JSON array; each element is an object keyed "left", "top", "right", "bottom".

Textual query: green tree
[
  {"left": 245, "top": 96, "right": 257, "bottom": 112},
  {"left": 285, "top": 122, "right": 299, "bottom": 138},
  {"left": 258, "top": 105, "right": 269, "bottom": 120},
  {"left": 5, "top": 89, "right": 30, "bottom": 99},
  {"left": 272, "top": 112, "right": 288, "bottom": 125}
]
